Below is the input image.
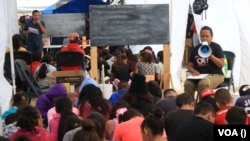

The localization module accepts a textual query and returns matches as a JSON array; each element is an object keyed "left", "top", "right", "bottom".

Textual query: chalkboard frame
[{"left": 89, "top": 4, "right": 169, "bottom": 46}]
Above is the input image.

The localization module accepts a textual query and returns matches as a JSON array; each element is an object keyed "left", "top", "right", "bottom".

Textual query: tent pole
[{"left": 6, "top": 0, "right": 16, "bottom": 95}]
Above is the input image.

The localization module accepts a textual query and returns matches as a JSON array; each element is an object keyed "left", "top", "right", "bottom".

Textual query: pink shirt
[
  {"left": 47, "top": 107, "right": 79, "bottom": 123},
  {"left": 113, "top": 116, "right": 144, "bottom": 141},
  {"left": 49, "top": 114, "right": 60, "bottom": 141},
  {"left": 47, "top": 107, "right": 79, "bottom": 141}
]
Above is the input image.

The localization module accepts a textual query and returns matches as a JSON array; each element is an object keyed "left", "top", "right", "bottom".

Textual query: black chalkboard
[
  {"left": 89, "top": 4, "right": 169, "bottom": 46},
  {"left": 40, "top": 13, "right": 85, "bottom": 37}
]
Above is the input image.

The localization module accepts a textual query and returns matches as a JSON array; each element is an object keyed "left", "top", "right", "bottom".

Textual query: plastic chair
[
  {"left": 55, "top": 51, "right": 84, "bottom": 70},
  {"left": 216, "top": 51, "right": 236, "bottom": 92},
  {"left": 14, "top": 59, "right": 42, "bottom": 103}
]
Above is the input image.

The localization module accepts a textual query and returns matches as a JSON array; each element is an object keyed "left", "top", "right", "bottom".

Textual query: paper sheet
[
  {"left": 187, "top": 74, "right": 209, "bottom": 79},
  {"left": 28, "top": 27, "right": 39, "bottom": 34}
]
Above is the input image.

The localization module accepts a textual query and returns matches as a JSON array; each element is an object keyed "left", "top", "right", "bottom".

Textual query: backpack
[{"left": 192, "top": 0, "right": 209, "bottom": 15}]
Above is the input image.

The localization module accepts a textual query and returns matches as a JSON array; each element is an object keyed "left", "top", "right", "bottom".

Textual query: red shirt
[
  {"left": 60, "top": 44, "right": 85, "bottom": 71},
  {"left": 31, "top": 61, "right": 41, "bottom": 75},
  {"left": 79, "top": 101, "right": 110, "bottom": 121},
  {"left": 10, "top": 126, "right": 54, "bottom": 141},
  {"left": 214, "top": 106, "right": 232, "bottom": 125}
]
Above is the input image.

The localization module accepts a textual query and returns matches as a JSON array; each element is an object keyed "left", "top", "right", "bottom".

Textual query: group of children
[{"left": 2, "top": 32, "right": 250, "bottom": 141}]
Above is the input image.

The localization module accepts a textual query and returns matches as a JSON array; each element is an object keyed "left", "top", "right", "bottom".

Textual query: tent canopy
[
  {"left": 42, "top": 0, "right": 107, "bottom": 14},
  {"left": 17, "top": 0, "right": 59, "bottom": 13}
]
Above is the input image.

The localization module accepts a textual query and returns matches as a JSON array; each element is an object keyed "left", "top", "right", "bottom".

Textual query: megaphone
[{"left": 198, "top": 41, "right": 211, "bottom": 58}]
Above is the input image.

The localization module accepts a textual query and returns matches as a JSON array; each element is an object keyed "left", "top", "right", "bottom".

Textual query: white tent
[
  {"left": 16, "top": 0, "right": 59, "bottom": 13},
  {"left": 126, "top": 0, "right": 250, "bottom": 91},
  {"left": 0, "top": 0, "right": 19, "bottom": 116},
  {"left": 1, "top": 0, "right": 250, "bottom": 113}
]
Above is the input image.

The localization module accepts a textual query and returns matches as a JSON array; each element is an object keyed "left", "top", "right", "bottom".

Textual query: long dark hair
[
  {"left": 109, "top": 100, "right": 131, "bottom": 119},
  {"left": 118, "top": 108, "right": 142, "bottom": 123},
  {"left": 140, "top": 51, "right": 153, "bottom": 63},
  {"left": 78, "top": 84, "right": 110, "bottom": 118},
  {"left": 12, "top": 34, "right": 23, "bottom": 51},
  {"left": 112, "top": 52, "right": 127, "bottom": 72},
  {"left": 56, "top": 97, "right": 77, "bottom": 141}
]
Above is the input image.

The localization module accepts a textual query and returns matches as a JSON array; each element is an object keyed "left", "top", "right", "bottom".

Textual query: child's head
[
  {"left": 147, "top": 80, "right": 162, "bottom": 98},
  {"left": 118, "top": 81, "right": 129, "bottom": 90},
  {"left": 109, "top": 100, "right": 131, "bottom": 119},
  {"left": 163, "top": 88, "right": 177, "bottom": 98},
  {"left": 41, "top": 54, "right": 52, "bottom": 64},
  {"left": 118, "top": 108, "right": 142, "bottom": 123},
  {"left": 55, "top": 97, "right": 72, "bottom": 114},
  {"left": 214, "top": 88, "right": 233, "bottom": 108},
  {"left": 239, "top": 84, "right": 250, "bottom": 97},
  {"left": 87, "top": 112, "right": 105, "bottom": 140},
  {"left": 16, "top": 106, "right": 43, "bottom": 131},
  {"left": 12, "top": 94, "right": 28, "bottom": 108},
  {"left": 72, "top": 119, "right": 101, "bottom": 141},
  {"left": 141, "top": 108, "right": 164, "bottom": 141},
  {"left": 225, "top": 106, "right": 247, "bottom": 125}
]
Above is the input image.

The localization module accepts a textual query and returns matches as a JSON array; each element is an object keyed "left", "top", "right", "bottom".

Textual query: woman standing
[{"left": 110, "top": 52, "right": 132, "bottom": 90}]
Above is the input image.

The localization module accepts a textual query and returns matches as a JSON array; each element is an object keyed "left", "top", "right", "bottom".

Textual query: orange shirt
[{"left": 113, "top": 116, "right": 144, "bottom": 141}]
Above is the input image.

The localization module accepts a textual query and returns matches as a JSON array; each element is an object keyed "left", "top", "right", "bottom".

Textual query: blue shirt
[
  {"left": 109, "top": 89, "right": 127, "bottom": 105},
  {"left": 24, "top": 19, "right": 45, "bottom": 52}
]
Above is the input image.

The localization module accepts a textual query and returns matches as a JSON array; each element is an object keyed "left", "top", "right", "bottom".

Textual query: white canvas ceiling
[{"left": 16, "top": 0, "right": 59, "bottom": 12}]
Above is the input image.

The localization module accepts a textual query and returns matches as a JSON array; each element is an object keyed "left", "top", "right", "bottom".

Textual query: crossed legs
[{"left": 184, "top": 74, "right": 224, "bottom": 99}]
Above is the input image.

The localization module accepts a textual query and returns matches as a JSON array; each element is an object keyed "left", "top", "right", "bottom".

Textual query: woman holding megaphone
[{"left": 184, "top": 26, "right": 225, "bottom": 100}]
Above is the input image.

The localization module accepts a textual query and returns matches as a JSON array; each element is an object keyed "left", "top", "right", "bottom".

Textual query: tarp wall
[
  {"left": 232, "top": 0, "right": 250, "bottom": 85},
  {"left": 126, "top": 0, "right": 249, "bottom": 91},
  {"left": 0, "top": 0, "right": 18, "bottom": 115},
  {"left": 189, "top": 0, "right": 250, "bottom": 90}
]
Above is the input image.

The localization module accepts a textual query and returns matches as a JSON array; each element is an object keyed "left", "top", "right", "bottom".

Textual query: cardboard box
[{"left": 47, "top": 71, "right": 84, "bottom": 88}]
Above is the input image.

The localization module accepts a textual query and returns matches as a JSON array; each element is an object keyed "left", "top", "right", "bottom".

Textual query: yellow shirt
[{"left": 5, "top": 46, "right": 27, "bottom": 52}]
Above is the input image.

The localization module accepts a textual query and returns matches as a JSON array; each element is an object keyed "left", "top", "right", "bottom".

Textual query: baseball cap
[
  {"left": 69, "top": 32, "right": 80, "bottom": 41},
  {"left": 239, "top": 85, "right": 250, "bottom": 96},
  {"left": 200, "top": 88, "right": 215, "bottom": 99}
]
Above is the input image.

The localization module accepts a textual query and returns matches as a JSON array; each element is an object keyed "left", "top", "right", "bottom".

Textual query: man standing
[{"left": 23, "top": 10, "right": 46, "bottom": 56}]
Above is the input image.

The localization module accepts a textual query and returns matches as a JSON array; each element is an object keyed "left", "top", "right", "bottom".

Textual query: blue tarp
[{"left": 42, "top": 0, "right": 107, "bottom": 14}]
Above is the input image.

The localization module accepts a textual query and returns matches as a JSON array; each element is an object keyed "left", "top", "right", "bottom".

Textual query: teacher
[
  {"left": 184, "top": 25, "right": 225, "bottom": 100},
  {"left": 23, "top": 10, "right": 46, "bottom": 56}
]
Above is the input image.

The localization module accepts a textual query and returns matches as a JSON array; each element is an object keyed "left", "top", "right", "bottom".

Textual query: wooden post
[
  {"left": 163, "top": 44, "right": 171, "bottom": 89},
  {"left": 90, "top": 46, "right": 99, "bottom": 82},
  {"left": 81, "top": 36, "right": 87, "bottom": 49}
]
